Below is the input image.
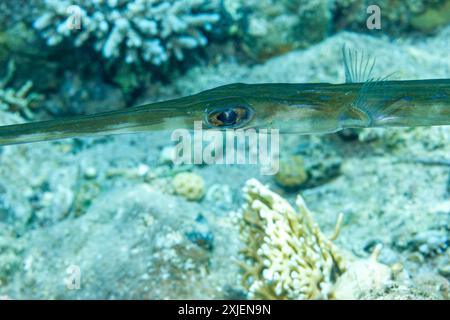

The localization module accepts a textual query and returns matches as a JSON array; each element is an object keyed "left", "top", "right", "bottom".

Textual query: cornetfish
[{"left": 0, "top": 47, "right": 449, "bottom": 146}]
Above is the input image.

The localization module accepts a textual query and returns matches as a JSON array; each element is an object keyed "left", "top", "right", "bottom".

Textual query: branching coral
[
  {"left": 33, "top": 0, "right": 221, "bottom": 66},
  {"left": 237, "top": 178, "right": 346, "bottom": 299},
  {"left": 0, "top": 61, "right": 42, "bottom": 120}
]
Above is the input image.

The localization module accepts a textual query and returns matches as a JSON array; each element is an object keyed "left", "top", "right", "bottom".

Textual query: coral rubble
[{"left": 0, "top": 61, "right": 41, "bottom": 120}]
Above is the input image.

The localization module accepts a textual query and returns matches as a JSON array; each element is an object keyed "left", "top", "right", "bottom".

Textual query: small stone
[
  {"left": 137, "top": 164, "right": 149, "bottom": 176},
  {"left": 334, "top": 258, "right": 392, "bottom": 300},
  {"left": 274, "top": 155, "right": 308, "bottom": 189},
  {"left": 438, "top": 265, "right": 450, "bottom": 278},
  {"left": 391, "top": 263, "right": 404, "bottom": 278},
  {"left": 407, "top": 252, "right": 425, "bottom": 263},
  {"left": 172, "top": 172, "right": 205, "bottom": 201},
  {"left": 159, "top": 146, "right": 176, "bottom": 165},
  {"left": 84, "top": 167, "right": 98, "bottom": 179}
]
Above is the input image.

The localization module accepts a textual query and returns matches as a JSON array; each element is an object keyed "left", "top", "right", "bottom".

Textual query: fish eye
[
  {"left": 217, "top": 109, "right": 237, "bottom": 125},
  {"left": 205, "top": 106, "right": 253, "bottom": 128}
]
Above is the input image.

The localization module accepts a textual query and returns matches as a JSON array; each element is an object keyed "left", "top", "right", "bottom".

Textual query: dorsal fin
[{"left": 342, "top": 45, "right": 376, "bottom": 83}]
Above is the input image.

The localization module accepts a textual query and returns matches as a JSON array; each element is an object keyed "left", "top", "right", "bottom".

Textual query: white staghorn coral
[
  {"left": 33, "top": 0, "right": 221, "bottom": 66},
  {"left": 237, "top": 178, "right": 346, "bottom": 299},
  {"left": 0, "top": 61, "right": 42, "bottom": 120}
]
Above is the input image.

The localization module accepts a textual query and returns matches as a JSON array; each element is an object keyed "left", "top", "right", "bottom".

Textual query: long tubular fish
[{"left": 0, "top": 47, "right": 449, "bottom": 146}]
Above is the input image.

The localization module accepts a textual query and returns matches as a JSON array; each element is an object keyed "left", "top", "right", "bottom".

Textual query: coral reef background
[{"left": 0, "top": 0, "right": 449, "bottom": 299}]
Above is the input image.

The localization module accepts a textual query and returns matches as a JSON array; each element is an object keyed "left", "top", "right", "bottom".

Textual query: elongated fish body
[{"left": 0, "top": 48, "right": 449, "bottom": 146}]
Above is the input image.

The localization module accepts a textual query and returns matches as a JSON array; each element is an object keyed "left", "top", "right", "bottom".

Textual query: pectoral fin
[{"left": 342, "top": 45, "right": 395, "bottom": 126}]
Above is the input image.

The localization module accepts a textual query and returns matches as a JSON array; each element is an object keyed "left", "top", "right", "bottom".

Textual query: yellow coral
[
  {"left": 172, "top": 172, "right": 205, "bottom": 201},
  {"left": 237, "top": 178, "right": 345, "bottom": 299}
]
